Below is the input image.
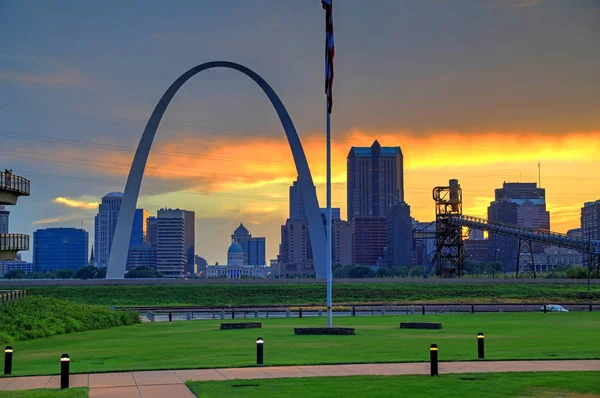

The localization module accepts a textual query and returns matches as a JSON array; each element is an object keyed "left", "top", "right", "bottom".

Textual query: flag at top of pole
[{"left": 322, "top": 0, "right": 334, "bottom": 114}]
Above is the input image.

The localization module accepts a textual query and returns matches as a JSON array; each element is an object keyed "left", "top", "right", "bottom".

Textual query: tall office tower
[
  {"left": 347, "top": 140, "right": 403, "bottom": 220},
  {"left": 351, "top": 216, "right": 387, "bottom": 266},
  {"left": 146, "top": 216, "right": 158, "bottom": 247},
  {"left": 279, "top": 219, "right": 314, "bottom": 278},
  {"left": 130, "top": 209, "right": 150, "bottom": 246},
  {"left": 331, "top": 219, "right": 352, "bottom": 266},
  {"left": 184, "top": 210, "right": 195, "bottom": 275},
  {"left": 231, "top": 223, "right": 266, "bottom": 266},
  {"left": 581, "top": 200, "right": 600, "bottom": 241},
  {"left": 386, "top": 202, "right": 412, "bottom": 267},
  {"left": 156, "top": 208, "right": 194, "bottom": 278},
  {"left": 156, "top": 209, "right": 185, "bottom": 278},
  {"left": 94, "top": 192, "right": 123, "bottom": 267},
  {"left": 0, "top": 206, "right": 8, "bottom": 234},
  {"left": 289, "top": 178, "right": 316, "bottom": 219},
  {"left": 33, "top": 228, "right": 88, "bottom": 272},
  {"left": 487, "top": 200, "right": 519, "bottom": 272},
  {"left": 495, "top": 182, "right": 550, "bottom": 230}
]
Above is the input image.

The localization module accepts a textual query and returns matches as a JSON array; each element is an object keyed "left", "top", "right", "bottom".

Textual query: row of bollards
[
  {"left": 429, "top": 332, "right": 485, "bottom": 376},
  {"left": 4, "top": 333, "right": 486, "bottom": 382},
  {"left": 4, "top": 347, "right": 70, "bottom": 389}
]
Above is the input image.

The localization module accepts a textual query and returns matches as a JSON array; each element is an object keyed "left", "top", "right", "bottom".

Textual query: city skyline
[{"left": 1, "top": 0, "right": 599, "bottom": 263}]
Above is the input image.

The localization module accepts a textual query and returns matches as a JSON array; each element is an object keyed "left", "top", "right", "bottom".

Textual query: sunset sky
[{"left": 1, "top": 0, "right": 599, "bottom": 263}]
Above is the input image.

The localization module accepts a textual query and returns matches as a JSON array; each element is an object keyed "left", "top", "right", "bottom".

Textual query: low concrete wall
[{"left": 0, "top": 278, "right": 598, "bottom": 287}]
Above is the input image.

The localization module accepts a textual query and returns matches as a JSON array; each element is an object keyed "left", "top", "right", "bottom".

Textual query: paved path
[{"left": 1, "top": 360, "right": 599, "bottom": 397}]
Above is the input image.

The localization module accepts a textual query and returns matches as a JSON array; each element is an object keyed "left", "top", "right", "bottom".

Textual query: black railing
[
  {"left": 0, "top": 172, "right": 30, "bottom": 196},
  {"left": 0, "top": 234, "right": 30, "bottom": 251}
]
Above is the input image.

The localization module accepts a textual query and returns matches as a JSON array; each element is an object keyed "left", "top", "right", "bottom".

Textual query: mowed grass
[
  {"left": 186, "top": 372, "right": 600, "bottom": 398},
  {"left": 0, "top": 389, "right": 87, "bottom": 398},
  {"left": 14, "top": 283, "right": 600, "bottom": 306},
  {"left": 2, "top": 313, "right": 599, "bottom": 377}
]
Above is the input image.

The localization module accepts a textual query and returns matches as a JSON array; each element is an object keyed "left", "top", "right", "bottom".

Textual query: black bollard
[
  {"left": 352, "top": 306, "right": 356, "bottom": 316},
  {"left": 4, "top": 346, "right": 13, "bottom": 375},
  {"left": 422, "top": 305, "right": 425, "bottom": 315},
  {"left": 299, "top": 307, "right": 303, "bottom": 318},
  {"left": 256, "top": 337, "right": 264, "bottom": 365},
  {"left": 477, "top": 332, "right": 485, "bottom": 359},
  {"left": 430, "top": 344, "right": 438, "bottom": 376},
  {"left": 471, "top": 305, "right": 475, "bottom": 314},
  {"left": 60, "top": 354, "right": 70, "bottom": 389},
  {"left": 232, "top": 310, "right": 235, "bottom": 320},
  {"left": 169, "top": 312, "right": 173, "bottom": 322},
  {"left": 544, "top": 305, "right": 547, "bottom": 314}
]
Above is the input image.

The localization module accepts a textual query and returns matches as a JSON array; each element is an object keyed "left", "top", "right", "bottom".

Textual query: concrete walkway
[{"left": 1, "top": 360, "right": 599, "bottom": 398}]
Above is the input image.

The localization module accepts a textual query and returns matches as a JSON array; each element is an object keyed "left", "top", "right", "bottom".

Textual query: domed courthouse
[{"left": 204, "top": 225, "right": 267, "bottom": 279}]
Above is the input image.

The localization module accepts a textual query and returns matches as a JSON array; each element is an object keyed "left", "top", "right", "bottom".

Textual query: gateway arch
[{"left": 106, "top": 61, "right": 326, "bottom": 279}]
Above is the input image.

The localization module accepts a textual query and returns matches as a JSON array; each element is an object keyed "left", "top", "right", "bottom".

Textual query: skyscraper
[
  {"left": 130, "top": 209, "right": 150, "bottom": 246},
  {"left": 0, "top": 206, "right": 8, "bottom": 234},
  {"left": 493, "top": 182, "right": 550, "bottom": 256},
  {"left": 232, "top": 223, "right": 266, "bottom": 266},
  {"left": 386, "top": 202, "right": 412, "bottom": 267},
  {"left": 495, "top": 182, "right": 550, "bottom": 231},
  {"left": 289, "top": 179, "right": 316, "bottom": 219},
  {"left": 94, "top": 192, "right": 123, "bottom": 267},
  {"left": 581, "top": 200, "right": 600, "bottom": 241},
  {"left": 146, "top": 216, "right": 158, "bottom": 247},
  {"left": 487, "top": 200, "right": 519, "bottom": 272},
  {"left": 156, "top": 208, "right": 195, "bottom": 278},
  {"left": 33, "top": 228, "right": 88, "bottom": 272},
  {"left": 352, "top": 216, "right": 387, "bottom": 266},
  {"left": 279, "top": 218, "right": 314, "bottom": 278},
  {"left": 347, "top": 140, "right": 403, "bottom": 220},
  {"left": 94, "top": 192, "right": 153, "bottom": 267}
]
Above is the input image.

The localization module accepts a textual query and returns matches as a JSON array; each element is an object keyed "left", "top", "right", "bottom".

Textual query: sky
[{"left": 1, "top": 0, "right": 599, "bottom": 263}]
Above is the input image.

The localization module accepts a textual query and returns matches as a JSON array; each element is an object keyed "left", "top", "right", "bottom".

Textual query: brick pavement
[{"left": 1, "top": 360, "right": 598, "bottom": 397}]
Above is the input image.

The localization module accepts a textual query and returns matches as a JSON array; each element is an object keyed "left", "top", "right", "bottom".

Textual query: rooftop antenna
[{"left": 538, "top": 160, "right": 541, "bottom": 187}]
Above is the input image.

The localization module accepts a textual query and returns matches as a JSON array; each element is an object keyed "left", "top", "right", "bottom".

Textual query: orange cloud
[
  {"left": 54, "top": 197, "right": 98, "bottom": 210},
  {"left": 37, "top": 128, "right": 600, "bottom": 234}
]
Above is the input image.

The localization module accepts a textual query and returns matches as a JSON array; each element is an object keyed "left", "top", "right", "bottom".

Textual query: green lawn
[
  {"left": 186, "top": 372, "right": 600, "bottom": 397},
  {"left": 2, "top": 313, "right": 598, "bottom": 377},
  {"left": 0, "top": 389, "right": 87, "bottom": 398},
  {"left": 13, "top": 283, "right": 600, "bottom": 306}
]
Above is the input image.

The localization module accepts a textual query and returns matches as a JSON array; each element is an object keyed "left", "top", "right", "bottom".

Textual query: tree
[
  {"left": 375, "top": 267, "right": 391, "bottom": 278},
  {"left": 96, "top": 267, "right": 107, "bottom": 279},
  {"left": 347, "top": 265, "right": 376, "bottom": 278},
  {"left": 3, "top": 269, "right": 25, "bottom": 279},
  {"left": 53, "top": 269, "right": 74, "bottom": 279},
  {"left": 566, "top": 266, "right": 588, "bottom": 279},
  {"left": 75, "top": 266, "right": 99, "bottom": 280},
  {"left": 125, "top": 267, "right": 163, "bottom": 278}
]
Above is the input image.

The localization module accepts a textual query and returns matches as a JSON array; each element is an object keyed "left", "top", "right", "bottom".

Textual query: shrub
[{"left": 0, "top": 296, "right": 140, "bottom": 344}]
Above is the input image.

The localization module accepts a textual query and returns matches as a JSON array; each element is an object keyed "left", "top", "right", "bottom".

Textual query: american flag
[{"left": 322, "top": 0, "right": 334, "bottom": 114}]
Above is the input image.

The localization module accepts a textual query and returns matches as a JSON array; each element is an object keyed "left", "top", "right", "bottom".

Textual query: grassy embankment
[
  {"left": 0, "top": 296, "right": 140, "bottom": 344},
  {"left": 3, "top": 312, "right": 599, "bottom": 376},
  {"left": 186, "top": 372, "right": 600, "bottom": 398},
  {"left": 16, "top": 283, "right": 600, "bottom": 307}
]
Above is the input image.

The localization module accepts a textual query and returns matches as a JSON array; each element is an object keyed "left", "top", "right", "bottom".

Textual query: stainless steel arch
[{"left": 106, "top": 61, "right": 326, "bottom": 279}]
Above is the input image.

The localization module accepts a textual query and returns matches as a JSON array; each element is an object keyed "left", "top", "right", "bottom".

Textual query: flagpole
[{"left": 326, "top": 108, "right": 333, "bottom": 328}]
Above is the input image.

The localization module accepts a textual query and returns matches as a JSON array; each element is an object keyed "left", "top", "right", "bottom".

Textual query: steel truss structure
[
  {"left": 448, "top": 214, "right": 600, "bottom": 278},
  {"left": 433, "top": 180, "right": 465, "bottom": 278}
]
